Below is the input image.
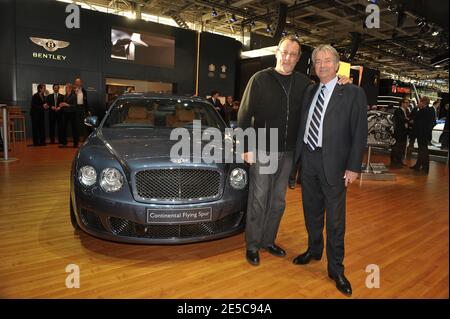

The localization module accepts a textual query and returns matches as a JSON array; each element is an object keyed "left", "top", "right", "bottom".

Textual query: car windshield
[{"left": 103, "top": 98, "right": 225, "bottom": 130}]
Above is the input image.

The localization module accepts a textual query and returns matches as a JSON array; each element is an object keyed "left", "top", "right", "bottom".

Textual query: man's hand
[
  {"left": 337, "top": 75, "right": 351, "bottom": 85},
  {"left": 241, "top": 152, "right": 255, "bottom": 165},
  {"left": 343, "top": 170, "right": 359, "bottom": 187},
  {"left": 43, "top": 103, "right": 49, "bottom": 110}
]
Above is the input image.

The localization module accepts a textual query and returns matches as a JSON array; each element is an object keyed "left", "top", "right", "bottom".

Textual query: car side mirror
[{"left": 84, "top": 115, "right": 99, "bottom": 128}]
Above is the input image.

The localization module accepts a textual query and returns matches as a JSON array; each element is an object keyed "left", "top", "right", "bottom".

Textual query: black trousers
[
  {"left": 390, "top": 137, "right": 407, "bottom": 164},
  {"left": 61, "top": 111, "right": 79, "bottom": 146},
  {"left": 416, "top": 138, "right": 430, "bottom": 169},
  {"left": 245, "top": 151, "right": 293, "bottom": 251},
  {"left": 48, "top": 110, "right": 63, "bottom": 143},
  {"left": 30, "top": 109, "right": 46, "bottom": 145},
  {"left": 300, "top": 147, "right": 347, "bottom": 277}
]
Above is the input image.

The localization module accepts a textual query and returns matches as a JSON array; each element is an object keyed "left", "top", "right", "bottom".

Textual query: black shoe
[
  {"left": 264, "top": 244, "right": 286, "bottom": 257},
  {"left": 288, "top": 180, "right": 296, "bottom": 189},
  {"left": 246, "top": 250, "right": 260, "bottom": 266},
  {"left": 328, "top": 273, "right": 352, "bottom": 297},
  {"left": 292, "top": 249, "right": 321, "bottom": 265}
]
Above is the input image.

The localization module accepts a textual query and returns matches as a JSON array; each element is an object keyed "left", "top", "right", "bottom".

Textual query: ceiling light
[
  {"left": 211, "top": 8, "right": 217, "bottom": 17},
  {"left": 432, "top": 30, "right": 439, "bottom": 36},
  {"left": 266, "top": 24, "right": 272, "bottom": 33},
  {"left": 229, "top": 14, "right": 237, "bottom": 23},
  {"left": 250, "top": 20, "right": 256, "bottom": 27}
]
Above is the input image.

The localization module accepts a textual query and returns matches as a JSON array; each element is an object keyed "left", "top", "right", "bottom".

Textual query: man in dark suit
[
  {"left": 390, "top": 98, "right": 410, "bottom": 168},
  {"left": 30, "top": 84, "right": 48, "bottom": 146},
  {"left": 74, "top": 78, "right": 89, "bottom": 140},
  {"left": 207, "top": 90, "right": 224, "bottom": 119},
  {"left": 292, "top": 45, "right": 368, "bottom": 297},
  {"left": 410, "top": 96, "right": 433, "bottom": 174},
  {"left": 59, "top": 83, "right": 79, "bottom": 148},
  {"left": 46, "top": 84, "right": 64, "bottom": 144}
]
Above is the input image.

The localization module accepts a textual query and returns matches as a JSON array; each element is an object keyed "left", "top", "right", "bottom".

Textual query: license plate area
[{"left": 146, "top": 207, "right": 212, "bottom": 224}]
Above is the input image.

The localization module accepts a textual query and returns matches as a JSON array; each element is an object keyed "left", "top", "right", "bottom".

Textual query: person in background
[
  {"left": 439, "top": 103, "right": 448, "bottom": 120},
  {"left": 207, "top": 90, "right": 224, "bottom": 119},
  {"left": 390, "top": 98, "right": 410, "bottom": 168},
  {"left": 59, "top": 83, "right": 79, "bottom": 148},
  {"left": 222, "top": 95, "right": 234, "bottom": 125},
  {"left": 30, "top": 84, "right": 48, "bottom": 146},
  {"left": 229, "top": 100, "right": 239, "bottom": 123},
  {"left": 46, "top": 84, "right": 65, "bottom": 144},
  {"left": 74, "top": 78, "right": 89, "bottom": 140},
  {"left": 410, "top": 96, "right": 433, "bottom": 174}
]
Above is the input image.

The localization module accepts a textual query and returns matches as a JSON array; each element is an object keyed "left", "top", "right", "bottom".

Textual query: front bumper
[{"left": 71, "top": 185, "right": 247, "bottom": 244}]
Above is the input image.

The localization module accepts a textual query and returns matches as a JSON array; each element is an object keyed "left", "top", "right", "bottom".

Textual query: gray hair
[{"left": 312, "top": 44, "right": 340, "bottom": 65}]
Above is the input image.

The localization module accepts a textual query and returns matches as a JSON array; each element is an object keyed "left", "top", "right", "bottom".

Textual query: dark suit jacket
[
  {"left": 393, "top": 108, "right": 408, "bottom": 141},
  {"left": 61, "top": 92, "right": 78, "bottom": 113},
  {"left": 207, "top": 97, "right": 227, "bottom": 122},
  {"left": 30, "top": 92, "right": 46, "bottom": 112},
  {"left": 46, "top": 93, "right": 65, "bottom": 109},
  {"left": 295, "top": 83, "right": 368, "bottom": 185},
  {"left": 412, "top": 107, "right": 434, "bottom": 142}
]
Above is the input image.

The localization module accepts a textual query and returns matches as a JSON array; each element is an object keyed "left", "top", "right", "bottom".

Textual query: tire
[{"left": 70, "top": 198, "right": 80, "bottom": 229}]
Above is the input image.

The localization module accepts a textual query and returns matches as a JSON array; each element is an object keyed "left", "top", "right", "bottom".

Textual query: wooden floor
[{"left": 0, "top": 141, "right": 448, "bottom": 298}]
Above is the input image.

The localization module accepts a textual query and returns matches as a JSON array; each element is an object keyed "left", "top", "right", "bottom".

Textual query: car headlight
[
  {"left": 229, "top": 168, "right": 247, "bottom": 190},
  {"left": 100, "top": 168, "right": 124, "bottom": 192},
  {"left": 78, "top": 165, "right": 97, "bottom": 186}
]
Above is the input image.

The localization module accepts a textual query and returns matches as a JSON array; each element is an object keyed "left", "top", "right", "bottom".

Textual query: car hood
[{"left": 96, "top": 128, "right": 231, "bottom": 169}]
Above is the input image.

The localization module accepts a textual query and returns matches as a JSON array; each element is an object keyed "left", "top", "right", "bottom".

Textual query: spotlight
[
  {"left": 250, "top": 20, "right": 256, "bottom": 27},
  {"left": 211, "top": 8, "right": 217, "bottom": 17},
  {"left": 282, "top": 30, "right": 288, "bottom": 36},
  {"left": 432, "top": 30, "right": 439, "bottom": 36},
  {"left": 266, "top": 24, "right": 272, "bottom": 33},
  {"left": 294, "top": 32, "right": 299, "bottom": 39},
  {"left": 229, "top": 14, "right": 237, "bottom": 23}
]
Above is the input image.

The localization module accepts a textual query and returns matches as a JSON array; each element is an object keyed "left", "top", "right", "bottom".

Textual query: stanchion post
[{"left": 1, "top": 104, "right": 8, "bottom": 161}]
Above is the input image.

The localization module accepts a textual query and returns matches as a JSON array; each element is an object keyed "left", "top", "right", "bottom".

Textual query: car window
[{"left": 103, "top": 98, "right": 225, "bottom": 130}]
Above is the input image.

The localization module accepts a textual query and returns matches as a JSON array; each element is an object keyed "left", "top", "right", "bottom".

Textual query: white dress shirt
[{"left": 303, "top": 76, "right": 338, "bottom": 147}]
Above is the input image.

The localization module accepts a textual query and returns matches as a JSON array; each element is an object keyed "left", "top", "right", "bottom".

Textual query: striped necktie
[{"left": 306, "top": 85, "right": 326, "bottom": 151}]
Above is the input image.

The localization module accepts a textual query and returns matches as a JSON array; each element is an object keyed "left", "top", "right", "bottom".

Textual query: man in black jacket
[
  {"left": 390, "top": 98, "right": 410, "bottom": 167},
  {"left": 30, "top": 84, "right": 48, "bottom": 146},
  {"left": 410, "top": 96, "right": 433, "bottom": 174},
  {"left": 59, "top": 83, "right": 79, "bottom": 148},
  {"left": 46, "top": 84, "right": 64, "bottom": 144},
  {"left": 292, "top": 45, "right": 367, "bottom": 297},
  {"left": 238, "top": 35, "right": 310, "bottom": 266}
]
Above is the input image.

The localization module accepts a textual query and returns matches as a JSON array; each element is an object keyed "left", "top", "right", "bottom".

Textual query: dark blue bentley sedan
[{"left": 70, "top": 93, "right": 248, "bottom": 244}]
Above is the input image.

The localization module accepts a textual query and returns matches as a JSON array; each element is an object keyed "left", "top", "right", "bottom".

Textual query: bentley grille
[{"left": 134, "top": 168, "right": 221, "bottom": 202}]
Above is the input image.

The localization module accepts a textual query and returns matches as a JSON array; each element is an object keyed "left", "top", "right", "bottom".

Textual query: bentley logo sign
[
  {"left": 30, "top": 37, "right": 70, "bottom": 61},
  {"left": 30, "top": 37, "right": 70, "bottom": 52}
]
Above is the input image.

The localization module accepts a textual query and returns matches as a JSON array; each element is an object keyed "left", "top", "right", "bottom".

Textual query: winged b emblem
[{"left": 30, "top": 37, "right": 70, "bottom": 52}]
